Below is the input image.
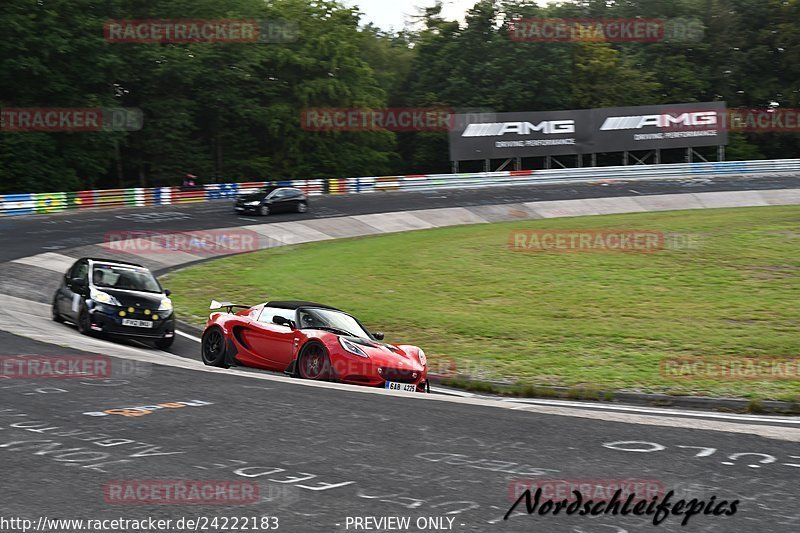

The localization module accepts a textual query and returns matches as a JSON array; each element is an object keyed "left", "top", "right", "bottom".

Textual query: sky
[{"left": 347, "top": 0, "right": 479, "bottom": 31}]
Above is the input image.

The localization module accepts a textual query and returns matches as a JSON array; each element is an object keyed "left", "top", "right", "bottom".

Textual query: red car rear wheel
[{"left": 298, "top": 343, "right": 331, "bottom": 381}]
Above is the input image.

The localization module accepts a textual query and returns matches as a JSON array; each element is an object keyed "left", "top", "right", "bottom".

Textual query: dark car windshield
[
  {"left": 298, "top": 308, "right": 371, "bottom": 339},
  {"left": 92, "top": 265, "right": 162, "bottom": 294}
]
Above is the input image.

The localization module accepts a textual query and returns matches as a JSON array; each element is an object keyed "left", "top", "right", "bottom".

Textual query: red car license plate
[{"left": 385, "top": 381, "right": 416, "bottom": 393}]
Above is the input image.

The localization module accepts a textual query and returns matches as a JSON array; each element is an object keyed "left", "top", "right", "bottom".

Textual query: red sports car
[{"left": 201, "top": 300, "right": 429, "bottom": 393}]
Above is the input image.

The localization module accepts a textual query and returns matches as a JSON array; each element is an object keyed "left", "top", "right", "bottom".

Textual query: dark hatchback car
[
  {"left": 234, "top": 186, "right": 308, "bottom": 216},
  {"left": 52, "top": 258, "right": 175, "bottom": 349}
]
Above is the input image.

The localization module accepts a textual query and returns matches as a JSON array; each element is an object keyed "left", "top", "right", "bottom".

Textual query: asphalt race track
[
  {"left": 1, "top": 176, "right": 800, "bottom": 533},
  {"left": 2, "top": 173, "right": 800, "bottom": 264}
]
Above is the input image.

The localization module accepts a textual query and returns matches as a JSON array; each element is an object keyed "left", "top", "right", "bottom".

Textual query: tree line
[{"left": 0, "top": 0, "right": 798, "bottom": 193}]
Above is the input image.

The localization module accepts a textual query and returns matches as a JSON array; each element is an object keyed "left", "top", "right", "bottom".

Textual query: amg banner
[{"left": 448, "top": 102, "right": 727, "bottom": 160}]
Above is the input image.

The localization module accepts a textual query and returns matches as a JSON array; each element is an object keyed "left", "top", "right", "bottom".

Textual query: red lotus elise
[{"left": 201, "top": 300, "right": 429, "bottom": 393}]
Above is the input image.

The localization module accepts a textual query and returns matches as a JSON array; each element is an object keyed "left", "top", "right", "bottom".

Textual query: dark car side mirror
[
  {"left": 373, "top": 331, "right": 385, "bottom": 341},
  {"left": 164, "top": 289, "right": 172, "bottom": 297},
  {"left": 70, "top": 278, "right": 88, "bottom": 294},
  {"left": 273, "top": 316, "right": 296, "bottom": 329}
]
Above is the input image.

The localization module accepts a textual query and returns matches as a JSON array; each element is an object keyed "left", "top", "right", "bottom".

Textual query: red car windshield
[{"left": 298, "top": 308, "right": 371, "bottom": 339}]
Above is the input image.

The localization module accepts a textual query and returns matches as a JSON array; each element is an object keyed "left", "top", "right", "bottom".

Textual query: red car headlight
[
  {"left": 417, "top": 349, "right": 427, "bottom": 366},
  {"left": 339, "top": 337, "right": 368, "bottom": 358}
]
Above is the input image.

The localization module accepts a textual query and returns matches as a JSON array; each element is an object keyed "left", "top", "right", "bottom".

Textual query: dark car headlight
[{"left": 90, "top": 288, "right": 121, "bottom": 307}]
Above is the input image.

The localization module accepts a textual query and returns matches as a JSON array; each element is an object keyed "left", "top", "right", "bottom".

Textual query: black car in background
[
  {"left": 234, "top": 186, "right": 309, "bottom": 216},
  {"left": 52, "top": 258, "right": 175, "bottom": 349}
]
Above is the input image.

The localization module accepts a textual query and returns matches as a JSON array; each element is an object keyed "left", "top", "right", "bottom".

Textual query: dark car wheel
[
  {"left": 155, "top": 336, "right": 174, "bottom": 350},
  {"left": 51, "top": 298, "right": 64, "bottom": 323},
  {"left": 298, "top": 343, "right": 331, "bottom": 381},
  {"left": 258, "top": 205, "right": 270, "bottom": 216},
  {"left": 297, "top": 201, "right": 308, "bottom": 213},
  {"left": 201, "top": 327, "right": 230, "bottom": 368},
  {"left": 77, "top": 306, "right": 96, "bottom": 337}
]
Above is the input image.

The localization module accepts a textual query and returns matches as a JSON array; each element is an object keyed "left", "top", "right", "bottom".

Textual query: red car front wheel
[
  {"left": 202, "top": 326, "right": 230, "bottom": 369},
  {"left": 298, "top": 343, "right": 331, "bottom": 381}
]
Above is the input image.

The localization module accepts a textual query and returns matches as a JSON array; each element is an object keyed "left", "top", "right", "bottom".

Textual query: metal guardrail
[
  {"left": 1, "top": 160, "right": 799, "bottom": 217},
  {"left": 0, "top": 180, "right": 324, "bottom": 216},
  {"left": 344, "top": 159, "right": 800, "bottom": 194}
]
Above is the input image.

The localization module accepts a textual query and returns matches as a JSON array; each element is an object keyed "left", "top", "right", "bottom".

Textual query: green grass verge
[{"left": 161, "top": 206, "right": 800, "bottom": 402}]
